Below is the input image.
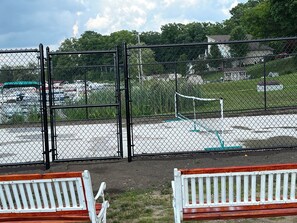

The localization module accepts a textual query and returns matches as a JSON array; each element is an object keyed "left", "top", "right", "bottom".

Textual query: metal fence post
[
  {"left": 40, "top": 44, "right": 50, "bottom": 169},
  {"left": 46, "top": 47, "right": 57, "bottom": 162},
  {"left": 115, "top": 45, "right": 123, "bottom": 158},
  {"left": 123, "top": 43, "right": 132, "bottom": 162},
  {"left": 263, "top": 55, "right": 267, "bottom": 110}
]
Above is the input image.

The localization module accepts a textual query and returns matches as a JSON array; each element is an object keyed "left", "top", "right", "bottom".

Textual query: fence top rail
[
  {"left": 127, "top": 36, "right": 297, "bottom": 50},
  {"left": 178, "top": 163, "right": 297, "bottom": 175},
  {"left": 48, "top": 49, "right": 116, "bottom": 56},
  {"left": 0, "top": 48, "right": 39, "bottom": 54},
  {"left": 0, "top": 171, "right": 82, "bottom": 181}
]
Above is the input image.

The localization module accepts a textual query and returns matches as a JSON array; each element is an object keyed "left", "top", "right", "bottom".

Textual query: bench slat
[
  {"left": 4, "top": 184, "right": 14, "bottom": 210},
  {"left": 12, "top": 184, "right": 21, "bottom": 209},
  {"left": 291, "top": 172, "right": 296, "bottom": 199},
  {"left": 76, "top": 177, "right": 86, "bottom": 209},
  {"left": 33, "top": 182, "right": 42, "bottom": 209},
  {"left": 46, "top": 182, "right": 55, "bottom": 209},
  {"left": 25, "top": 183, "right": 34, "bottom": 209},
  {"left": 68, "top": 181, "right": 77, "bottom": 207},
  {"left": 19, "top": 184, "right": 29, "bottom": 209},
  {"left": 61, "top": 181, "right": 70, "bottom": 208},
  {"left": 54, "top": 180, "right": 63, "bottom": 209},
  {"left": 0, "top": 185, "right": 7, "bottom": 209}
]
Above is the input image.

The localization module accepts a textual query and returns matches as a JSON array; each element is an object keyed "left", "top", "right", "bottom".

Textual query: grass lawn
[
  {"left": 106, "top": 186, "right": 173, "bottom": 223},
  {"left": 106, "top": 186, "right": 296, "bottom": 223},
  {"left": 199, "top": 72, "right": 297, "bottom": 112},
  {"left": 106, "top": 186, "right": 297, "bottom": 223}
]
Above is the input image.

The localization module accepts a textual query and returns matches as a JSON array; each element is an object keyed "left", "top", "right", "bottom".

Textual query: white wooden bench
[
  {"left": 172, "top": 163, "right": 297, "bottom": 222},
  {"left": 0, "top": 170, "right": 109, "bottom": 223}
]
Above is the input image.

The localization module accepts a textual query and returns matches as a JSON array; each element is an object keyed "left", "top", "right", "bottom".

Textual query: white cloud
[
  {"left": 162, "top": 0, "right": 175, "bottom": 7},
  {"left": 0, "top": 0, "right": 249, "bottom": 48},
  {"left": 86, "top": 14, "right": 111, "bottom": 31},
  {"left": 84, "top": 0, "right": 153, "bottom": 34},
  {"left": 221, "top": 0, "right": 240, "bottom": 17},
  {"left": 73, "top": 21, "right": 79, "bottom": 37}
]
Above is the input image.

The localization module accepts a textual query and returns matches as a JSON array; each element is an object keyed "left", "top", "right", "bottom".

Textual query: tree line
[{"left": 1, "top": 0, "right": 296, "bottom": 82}]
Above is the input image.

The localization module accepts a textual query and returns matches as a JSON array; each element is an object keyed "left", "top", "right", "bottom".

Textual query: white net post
[
  {"left": 219, "top": 98, "right": 224, "bottom": 148},
  {"left": 193, "top": 98, "right": 197, "bottom": 131},
  {"left": 174, "top": 92, "right": 178, "bottom": 118}
]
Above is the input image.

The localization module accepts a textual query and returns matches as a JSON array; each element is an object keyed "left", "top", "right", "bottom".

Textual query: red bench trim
[{"left": 179, "top": 163, "right": 297, "bottom": 175}]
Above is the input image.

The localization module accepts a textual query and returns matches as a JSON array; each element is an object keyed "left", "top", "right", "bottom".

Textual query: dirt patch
[{"left": 1, "top": 148, "right": 297, "bottom": 194}]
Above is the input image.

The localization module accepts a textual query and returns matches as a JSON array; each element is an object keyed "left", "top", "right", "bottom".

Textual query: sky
[{"left": 0, "top": 0, "right": 248, "bottom": 50}]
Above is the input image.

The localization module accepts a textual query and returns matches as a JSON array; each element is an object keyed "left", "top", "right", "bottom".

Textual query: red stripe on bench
[
  {"left": 0, "top": 172, "right": 83, "bottom": 181},
  {"left": 183, "top": 207, "right": 297, "bottom": 220},
  {"left": 179, "top": 163, "right": 297, "bottom": 175},
  {"left": 183, "top": 202, "right": 297, "bottom": 214}
]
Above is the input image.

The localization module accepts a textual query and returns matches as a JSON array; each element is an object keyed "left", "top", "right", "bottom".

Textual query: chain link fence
[
  {"left": 0, "top": 47, "right": 46, "bottom": 166},
  {"left": 1, "top": 37, "right": 297, "bottom": 167},
  {"left": 126, "top": 37, "right": 297, "bottom": 156}
]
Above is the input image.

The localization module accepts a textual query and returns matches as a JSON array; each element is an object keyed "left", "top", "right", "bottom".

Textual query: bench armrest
[
  {"left": 95, "top": 182, "right": 109, "bottom": 223},
  {"left": 97, "top": 200, "right": 109, "bottom": 223},
  {"left": 95, "top": 182, "right": 106, "bottom": 201}
]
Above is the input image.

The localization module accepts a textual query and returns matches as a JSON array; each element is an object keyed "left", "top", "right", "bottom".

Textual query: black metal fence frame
[{"left": 46, "top": 47, "right": 123, "bottom": 165}]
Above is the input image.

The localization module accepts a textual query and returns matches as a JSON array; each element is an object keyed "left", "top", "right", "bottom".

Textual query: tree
[
  {"left": 229, "top": 26, "right": 249, "bottom": 58},
  {"left": 161, "top": 23, "right": 185, "bottom": 44},
  {"left": 223, "top": 1, "right": 256, "bottom": 33},
  {"left": 204, "top": 22, "right": 228, "bottom": 35},
  {"left": 140, "top": 31, "right": 162, "bottom": 45},
  {"left": 240, "top": 0, "right": 276, "bottom": 38},
  {"left": 177, "top": 54, "right": 188, "bottom": 76},
  {"left": 128, "top": 43, "right": 164, "bottom": 81},
  {"left": 208, "top": 45, "right": 223, "bottom": 68},
  {"left": 0, "top": 63, "right": 39, "bottom": 82},
  {"left": 270, "top": 0, "right": 297, "bottom": 37},
  {"left": 192, "top": 58, "right": 207, "bottom": 74}
]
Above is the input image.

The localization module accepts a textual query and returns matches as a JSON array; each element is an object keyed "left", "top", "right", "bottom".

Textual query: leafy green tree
[
  {"left": 270, "top": 0, "right": 297, "bottom": 37},
  {"left": 240, "top": 0, "right": 276, "bottom": 38},
  {"left": 58, "top": 37, "right": 78, "bottom": 51},
  {"left": 229, "top": 26, "right": 249, "bottom": 58},
  {"left": 204, "top": 22, "right": 228, "bottom": 35},
  {"left": 128, "top": 44, "right": 164, "bottom": 80},
  {"left": 140, "top": 31, "right": 162, "bottom": 45},
  {"left": 161, "top": 23, "right": 185, "bottom": 44},
  {"left": 208, "top": 45, "right": 223, "bottom": 68},
  {"left": 223, "top": 2, "right": 250, "bottom": 33},
  {"left": 192, "top": 58, "right": 207, "bottom": 74},
  {"left": 0, "top": 65, "right": 14, "bottom": 82},
  {"left": 177, "top": 54, "right": 188, "bottom": 76},
  {"left": 0, "top": 63, "right": 39, "bottom": 82}
]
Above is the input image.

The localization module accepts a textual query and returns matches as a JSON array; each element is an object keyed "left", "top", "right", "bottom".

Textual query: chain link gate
[
  {"left": 0, "top": 44, "right": 49, "bottom": 167},
  {"left": 46, "top": 47, "right": 123, "bottom": 162}
]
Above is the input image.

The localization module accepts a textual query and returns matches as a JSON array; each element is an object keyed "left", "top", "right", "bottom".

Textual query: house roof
[
  {"left": 207, "top": 35, "right": 230, "bottom": 42},
  {"left": 207, "top": 35, "right": 274, "bottom": 51},
  {"left": 223, "top": 67, "right": 246, "bottom": 72}
]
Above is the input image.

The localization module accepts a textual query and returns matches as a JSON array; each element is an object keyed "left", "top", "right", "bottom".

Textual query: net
[{"left": 174, "top": 92, "right": 225, "bottom": 149}]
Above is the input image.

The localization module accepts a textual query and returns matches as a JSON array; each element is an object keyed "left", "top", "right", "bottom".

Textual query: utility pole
[{"left": 137, "top": 33, "right": 143, "bottom": 84}]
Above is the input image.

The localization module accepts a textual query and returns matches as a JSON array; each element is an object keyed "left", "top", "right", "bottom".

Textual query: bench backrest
[
  {"left": 0, "top": 170, "right": 96, "bottom": 222},
  {"left": 173, "top": 163, "right": 297, "bottom": 213}
]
